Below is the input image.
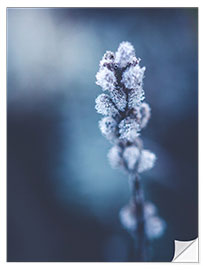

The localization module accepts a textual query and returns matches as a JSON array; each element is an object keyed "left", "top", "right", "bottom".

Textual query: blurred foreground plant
[{"left": 95, "top": 42, "right": 165, "bottom": 261}]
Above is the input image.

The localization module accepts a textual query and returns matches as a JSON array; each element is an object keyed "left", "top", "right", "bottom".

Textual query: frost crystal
[
  {"left": 119, "top": 117, "right": 140, "bottom": 142},
  {"left": 109, "top": 87, "right": 127, "bottom": 112},
  {"left": 99, "top": 117, "right": 117, "bottom": 141},
  {"left": 108, "top": 145, "right": 123, "bottom": 169},
  {"left": 128, "top": 86, "right": 145, "bottom": 108},
  {"left": 96, "top": 67, "right": 116, "bottom": 91},
  {"left": 95, "top": 94, "right": 118, "bottom": 117},
  {"left": 115, "top": 41, "right": 135, "bottom": 68},
  {"left": 123, "top": 146, "right": 140, "bottom": 171},
  {"left": 122, "top": 65, "right": 146, "bottom": 108},
  {"left": 138, "top": 150, "right": 156, "bottom": 173},
  {"left": 122, "top": 65, "right": 146, "bottom": 89},
  {"left": 139, "top": 102, "right": 151, "bottom": 129},
  {"left": 99, "top": 51, "right": 115, "bottom": 70}
]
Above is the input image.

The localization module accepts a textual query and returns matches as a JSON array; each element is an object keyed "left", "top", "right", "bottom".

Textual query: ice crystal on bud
[
  {"left": 96, "top": 67, "right": 116, "bottom": 91},
  {"left": 123, "top": 146, "right": 140, "bottom": 170},
  {"left": 119, "top": 117, "right": 140, "bottom": 142},
  {"left": 108, "top": 145, "right": 123, "bottom": 169},
  {"left": 122, "top": 65, "right": 146, "bottom": 90},
  {"left": 140, "top": 102, "right": 151, "bottom": 129},
  {"left": 128, "top": 87, "right": 145, "bottom": 108},
  {"left": 109, "top": 87, "right": 127, "bottom": 112},
  {"left": 115, "top": 41, "right": 135, "bottom": 68},
  {"left": 95, "top": 94, "right": 118, "bottom": 116},
  {"left": 99, "top": 117, "right": 117, "bottom": 141},
  {"left": 99, "top": 51, "right": 115, "bottom": 69},
  {"left": 122, "top": 65, "right": 146, "bottom": 108},
  {"left": 138, "top": 150, "right": 156, "bottom": 173}
]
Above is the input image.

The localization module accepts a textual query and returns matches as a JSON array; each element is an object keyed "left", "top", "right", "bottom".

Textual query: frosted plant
[
  {"left": 95, "top": 94, "right": 118, "bottom": 117},
  {"left": 95, "top": 42, "right": 165, "bottom": 261},
  {"left": 120, "top": 201, "right": 166, "bottom": 240},
  {"left": 99, "top": 117, "right": 117, "bottom": 141}
]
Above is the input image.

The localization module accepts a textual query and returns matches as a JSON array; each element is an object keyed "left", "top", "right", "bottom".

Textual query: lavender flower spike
[{"left": 95, "top": 42, "right": 165, "bottom": 261}]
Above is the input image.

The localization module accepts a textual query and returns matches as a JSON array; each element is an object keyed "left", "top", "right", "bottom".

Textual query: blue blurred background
[{"left": 7, "top": 8, "right": 198, "bottom": 262}]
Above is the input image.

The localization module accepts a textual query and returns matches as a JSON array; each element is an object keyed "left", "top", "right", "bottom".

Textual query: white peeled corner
[{"left": 172, "top": 238, "right": 198, "bottom": 262}]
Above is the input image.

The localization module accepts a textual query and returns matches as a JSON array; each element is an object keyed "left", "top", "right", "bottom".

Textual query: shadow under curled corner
[{"left": 172, "top": 238, "right": 198, "bottom": 262}]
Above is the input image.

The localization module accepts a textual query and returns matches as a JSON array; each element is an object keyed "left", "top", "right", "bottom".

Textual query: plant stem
[{"left": 130, "top": 173, "right": 147, "bottom": 261}]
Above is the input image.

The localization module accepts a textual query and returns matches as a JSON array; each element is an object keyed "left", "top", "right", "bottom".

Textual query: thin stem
[
  {"left": 128, "top": 138, "right": 147, "bottom": 261},
  {"left": 130, "top": 173, "right": 146, "bottom": 261}
]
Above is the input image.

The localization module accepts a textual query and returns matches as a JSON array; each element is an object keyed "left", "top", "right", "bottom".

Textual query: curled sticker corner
[{"left": 172, "top": 238, "right": 198, "bottom": 262}]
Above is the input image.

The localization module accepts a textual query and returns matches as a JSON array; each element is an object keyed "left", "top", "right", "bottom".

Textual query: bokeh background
[{"left": 7, "top": 8, "right": 198, "bottom": 262}]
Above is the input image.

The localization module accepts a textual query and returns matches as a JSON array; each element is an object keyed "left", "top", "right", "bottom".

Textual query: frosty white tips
[
  {"left": 95, "top": 41, "right": 155, "bottom": 174},
  {"left": 119, "top": 202, "right": 166, "bottom": 240}
]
